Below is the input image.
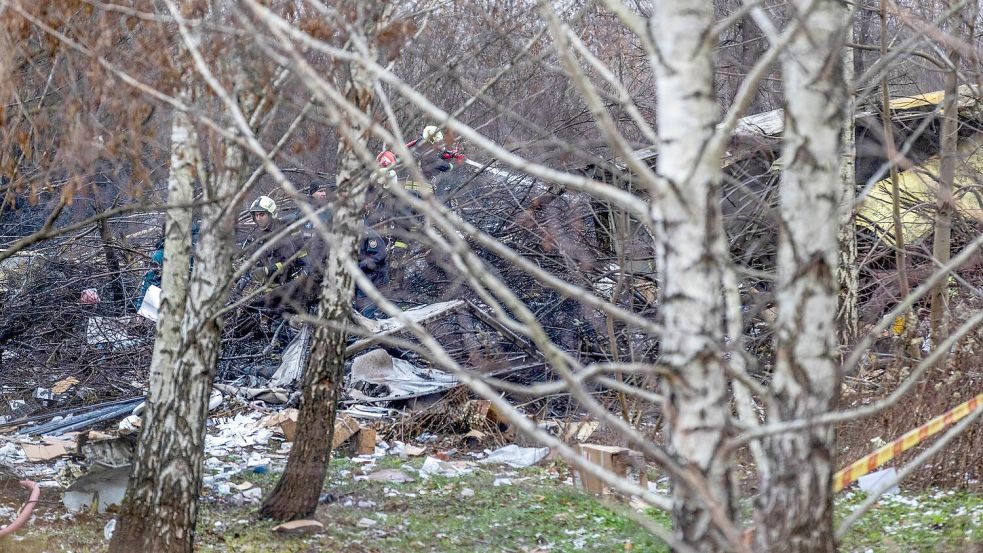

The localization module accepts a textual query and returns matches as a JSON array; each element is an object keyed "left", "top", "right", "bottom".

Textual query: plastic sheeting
[{"left": 348, "top": 349, "right": 458, "bottom": 402}]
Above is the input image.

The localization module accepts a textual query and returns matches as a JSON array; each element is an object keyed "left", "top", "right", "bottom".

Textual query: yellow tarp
[{"left": 858, "top": 137, "right": 983, "bottom": 245}]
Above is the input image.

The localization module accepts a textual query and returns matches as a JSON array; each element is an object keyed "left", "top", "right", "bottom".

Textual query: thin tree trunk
[
  {"left": 98, "top": 217, "right": 125, "bottom": 307},
  {"left": 838, "top": 26, "right": 860, "bottom": 345},
  {"left": 755, "top": 1, "right": 847, "bottom": 551},
  {"left": 931, "top": 45, "right": 960, "bottom": 340},
  {"left": 260, "top": 5, "right": 385, "bottom": 519},
  {"left": 880, "top": 0, "right": 910, "bottom": 316},
  {"left": 650, "top": 1, "right": 734, "bottom": 550}
]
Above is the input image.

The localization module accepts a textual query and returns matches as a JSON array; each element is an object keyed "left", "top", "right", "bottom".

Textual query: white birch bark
[
  {"left": 110, "top": 78, "right": 201, "bottom": 553},
  {"left": 838, "top": 35, "right": 860, "bottom": 344},
  {"left": 650, "top": 1, "right": 734, "bottom": 550},
  {"left": 112, "top": 20, "right": 251, "bottom": 549},
  {"left": 755, "top": 1, "right": 847, "bottom": 551}
]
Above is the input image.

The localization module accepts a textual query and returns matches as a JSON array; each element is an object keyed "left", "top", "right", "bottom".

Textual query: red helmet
[{"left": 376, "top": 150, "right": 396, "bottom": 168}]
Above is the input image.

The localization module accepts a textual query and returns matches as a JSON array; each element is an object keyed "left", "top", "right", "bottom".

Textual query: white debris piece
[
  {"left": 353, "top": 300, "right": 463, "bottom": 335},
  {"left": 268, "top": 325, "right": 311, "bottom": 389},
  {"left": 63, "top": 466, "right": 130, "bottom": 513},
  {"left": 137, "top": 285, "right": 161, "bottom": 321},
  {"left": 858, "top": 468, "right": 901, "bottom": 496},
  {"left": 245, "top": 452, "right": 270, "bottom": 472},
  {"left": 208, "top": 389, "right": 224, "bottom": 411},
  {"left": 479, "top": 445, "right": 549, "bottom": 468},
  {"left": 86, "top": 317, "right": 139, "bottom": 349},
  {"left": 419, "top": 456, "right": 474, "bottom": 479},
  {"left": 206, "top": 412, "right": 272, "bottom": 449},
  {"left": 0, "top": 442, "right": 27, "bottom": 464},
  {"left": 104, "top": 519, "right": 117, "bottom": 540},
  {"left": 349, "top": 349, "right": 458, "bottom": 402}
]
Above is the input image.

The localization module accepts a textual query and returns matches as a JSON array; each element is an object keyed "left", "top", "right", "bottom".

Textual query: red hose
[{"left": 0, "top": 480, "right": 40, "bottom": 537}]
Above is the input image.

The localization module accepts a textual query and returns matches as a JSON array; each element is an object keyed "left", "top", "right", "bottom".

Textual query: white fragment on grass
[
  {"left": 356, "top": 517, "right": 378, "bottom": 528},
  {"left": 103, "top": 519, "right": 117, "bottom": 540},
  {"left": 479, "top": 445, "right": 549, "bottom": 468}
]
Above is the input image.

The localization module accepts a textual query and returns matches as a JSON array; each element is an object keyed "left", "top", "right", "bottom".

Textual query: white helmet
[
  {"left": 421, "top": 125, "right": 443, "bottom": 145},
  {"left": 248, "top": 195, "right": 277, "bottom": 218}
]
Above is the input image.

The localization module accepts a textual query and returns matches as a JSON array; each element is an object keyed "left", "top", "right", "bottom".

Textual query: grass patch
[
  {"left": 7, "top": 458, "right": 983, "bottom": 553},
  {"left": 836, "top": 489, "right": 983, "bottom": 552}
]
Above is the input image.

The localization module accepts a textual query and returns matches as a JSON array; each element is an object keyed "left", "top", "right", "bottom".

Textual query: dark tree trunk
[
  {"left": 99, "top": 216, "right": 125, "bottom": 307},
  {"left": 260, "top": 0, "right": 387, "bottom": 519},
  {"left": 259, "top": 313, "right": 347, "bottom": 519}
]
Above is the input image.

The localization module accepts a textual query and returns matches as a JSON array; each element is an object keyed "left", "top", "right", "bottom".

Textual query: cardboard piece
[
  {"left": 561, "top": 421, "right": 599, "bottom": 443},
  {"left": 366, "top": 469, "right": 414, "bottom": 483},
  {"left": 462, "top": 429, "right": 487, "bottom": 446},
  {"left": 332, "top": 414, "right": 361, "bottom": 449},
  {"left": 260, "top": 409, "right": 299, "bottom": 442},
  {"left": 21, "top": 439, "right": 73, "bottom": 461},
  {"left": 355, "top": 427, "right": 377, "bottom": 456},
  {"left": 52, "top": 377, "right": 80, "bottom": 395},
  {"left": 576, "top": 444, "right": 648, "bottom": 496}
]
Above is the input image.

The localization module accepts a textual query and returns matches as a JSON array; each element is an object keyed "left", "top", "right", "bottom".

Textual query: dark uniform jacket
[
  {"left": 242, "top": 219, "right": 306, "bottom": 286},
  {"left": 298, "top": 207, "right": 333, "bottom": 278},
  {"left": 358, "top": 227, "right": 389, "bottom": 288}
]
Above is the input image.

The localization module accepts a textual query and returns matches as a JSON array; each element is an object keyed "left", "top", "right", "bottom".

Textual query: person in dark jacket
[
  {"left": 353, "top": 224, "right": 389, "bottom": 318},
  {"left": 299, "top": 180, "right": 334, "bottom": 277},
  {"left": 240, "top": 195, "right": 307, "bottom": 314}
]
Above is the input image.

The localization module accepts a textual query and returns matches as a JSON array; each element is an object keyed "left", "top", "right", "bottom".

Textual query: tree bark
[
  {"left": 930, "top": 45, "right": 960, "bottom": 340},
  {"left": 754, "top": 1, "right": 847, "bottom": 552},
  {"left": 879, "top": 0, "right": 910, "bottom": 330},
  {"left": 110, "top": 80, "right": 199, "bottom": 553},
  {"left": 98, "top": 217, "right": 125, "bottom": 307},
  {"left": 260, "top": 4, "right": 386, "bottom": 520},
  {"left": 838, "top": 20, "right": 860, "bottom": 346},
  {"left": 111, "top": 40, "right": 250, "bottom": 551},
  {"left": 650, "top": 2, "right": 734, "bottom": 550}
]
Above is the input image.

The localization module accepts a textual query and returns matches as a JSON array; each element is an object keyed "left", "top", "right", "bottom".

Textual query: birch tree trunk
[
  {"left": 650, "top": 2, "right": 734, "bottom": 550},
  {"left": 838, "top": 31, "right": 860, "bottom": 345},
  {"left": 110, "top": 79, "right": 199, "bottom": 552},
  {"left": 755, "top": 1, "right": 847, "bottom": 551},
  {"left": 260, "top": 3, "right": 386, "bottom": 520},
  {"left": 111, "top": 55, "right": 250, "bottom": 553}
]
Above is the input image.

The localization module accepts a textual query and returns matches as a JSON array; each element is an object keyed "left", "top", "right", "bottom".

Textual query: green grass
[
  {"left": 5, "top": 458, "right": 982, "bottom": 553},
  {"left": 836, "top": 489, "right": 983, "bottom": 553}
]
